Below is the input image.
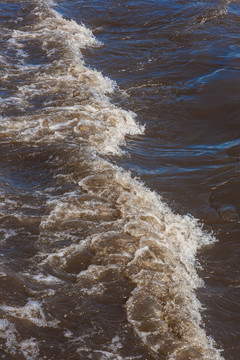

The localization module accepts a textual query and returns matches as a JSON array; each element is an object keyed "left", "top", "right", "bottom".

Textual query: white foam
[
  {"left": 0, "top": 319, "right": 18, "bottom": 355},
  {"left": 64, "top": 329, "right": 74, "bottom": 339},
  {"left": 0, "top": 300, "right": 59, "bottom": 328},
  {"left": 0, "top": 0, "right": 143, "bottom": 155},
  {"left": 0, "top": 228, "right": 17, "bottom": 244},
  {"left": 76, "top": 348, "right": 124, "bottom": 360},
  {"left": 19, "top": 338, "right": 39, "bottom": 360},
  {"left": 77, "top": 159, "right": 223, "bottom": 358},
  {"left": 35, "top": 155, "right": 223, "bottom": 358},
  {"left": 0, "top": 319, "right": 40, "bottom": 359},
  {"left": 22, "top": 272, "right": 63, "bottom": 284}
]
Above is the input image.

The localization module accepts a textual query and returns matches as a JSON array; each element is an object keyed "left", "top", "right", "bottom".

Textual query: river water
[{"left": 0, "top": 0, "right": 239, "bottom": 359}]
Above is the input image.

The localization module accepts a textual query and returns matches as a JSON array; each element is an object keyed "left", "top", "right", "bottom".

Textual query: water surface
[{"left": 0, "top": 0, "right": 239, "bottom": 359}]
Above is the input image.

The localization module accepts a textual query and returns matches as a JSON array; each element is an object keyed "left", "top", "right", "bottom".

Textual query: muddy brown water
[{"left": 0, "top": 0, "right": 239, "bottom": 359}]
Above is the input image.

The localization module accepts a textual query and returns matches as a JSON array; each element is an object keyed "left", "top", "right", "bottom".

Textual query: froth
[
  {"left": 0, "top": 0, "right": 143, "bottom": 156},
  {"left": 0, "top": 300, "right": 59, "bottom": 328},
  {"left": 0, "top": 319, "right": 39, "bottom": 359},
  {"left": 39, "top": 158, "right": 223, "bottom": 359}
]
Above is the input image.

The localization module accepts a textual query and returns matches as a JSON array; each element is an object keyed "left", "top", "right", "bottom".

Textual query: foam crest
[
  {"left": 37, "top": 157, "right": 223, "bottom": 359},
  {"left": 197, "top": 0, "right": 232, "bottom": 25},
  {"left": 0, "top": 0, "right": 143, "bottom": 156},
  {"left": 93, "top": 162, "right": 222, "bottom": 358},
  {"left": 34, "top": 3, "right": 99, "bottom": 48}
]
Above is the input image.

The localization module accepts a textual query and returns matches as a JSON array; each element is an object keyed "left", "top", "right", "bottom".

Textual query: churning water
[{"left": 0, "top": 0, "right": 239, "bottom": 359}]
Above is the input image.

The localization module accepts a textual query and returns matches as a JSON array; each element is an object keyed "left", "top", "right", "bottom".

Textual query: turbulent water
[{"left": 0, "top": 0, "right": 239, "bottom": 359}]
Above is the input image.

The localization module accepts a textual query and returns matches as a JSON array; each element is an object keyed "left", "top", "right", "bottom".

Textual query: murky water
[{"left": 0, "top": 0, "right": 239, "bottom": 359}]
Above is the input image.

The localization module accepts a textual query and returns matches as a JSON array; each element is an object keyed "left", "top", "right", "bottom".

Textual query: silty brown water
[{"left": 0, "top": 0, "right": 239, "bottom": 359}]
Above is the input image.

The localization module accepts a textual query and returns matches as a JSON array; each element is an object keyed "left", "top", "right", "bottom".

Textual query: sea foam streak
[{"left": 0, "top": 0, "right": 224, "bottom": 359}]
